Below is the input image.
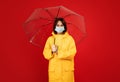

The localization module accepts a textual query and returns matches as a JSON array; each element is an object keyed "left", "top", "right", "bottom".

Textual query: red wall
[{"left": 1, "top": 0, "right": 120, "bottom": 82}]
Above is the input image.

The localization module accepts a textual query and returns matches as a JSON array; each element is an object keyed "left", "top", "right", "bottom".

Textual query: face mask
[{"left": 55, "top": 26, "right": 65, "bottom": 33}]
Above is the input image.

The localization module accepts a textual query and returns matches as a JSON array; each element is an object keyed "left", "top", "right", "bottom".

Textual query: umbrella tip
[{"left": 29, "top": 40, "right": 32, "bottom": 43}]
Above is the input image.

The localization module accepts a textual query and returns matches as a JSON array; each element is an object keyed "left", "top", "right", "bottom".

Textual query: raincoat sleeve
[
  {"left": 43, "top": 37, "right": 53, "bottom": 60},
  {"left": 57, "top": 36, "right": 77, "bottom": 60}
]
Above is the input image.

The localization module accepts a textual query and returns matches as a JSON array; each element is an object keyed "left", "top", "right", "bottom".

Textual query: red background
[{"left": 0, "top": 0, "right": 120, "bottom": 82}]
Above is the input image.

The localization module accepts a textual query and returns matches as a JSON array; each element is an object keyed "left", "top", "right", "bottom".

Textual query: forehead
[{"left": 57, "top": 21, "right": 63, "bottom": 25}]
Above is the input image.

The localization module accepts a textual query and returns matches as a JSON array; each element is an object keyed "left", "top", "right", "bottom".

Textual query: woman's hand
[{"left": 51, "top": 45, "right": 58, "bottom": 53}]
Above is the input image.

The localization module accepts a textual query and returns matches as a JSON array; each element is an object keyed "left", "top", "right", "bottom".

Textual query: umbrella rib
[
  {"left": 62, "top": 14, "right": 87, "bottom": 34},
  {"left": 67, "top": 22, "right": 87, "bottom": 34},
  {"left": 25, "top": 17, "right": 53, "bottom": 24},
  {"left": 30, "top": 41, "right": 41, "bottom": 48},
  {"left": 62, "top": 13, "right": 76, "bottom": 18},
  {"left": 63, "top": 14, "right": 72, "bottom": 18},
  {"left": 45, "top": 9, "right": 54, "bottom": 19},
  {"left": 23, "top": 17, "right": 53, "bottom": 28},
  {"left": 39, "top": 17, "right": 53, "bottom": 21},
  {"left": 56, "top": 7, "right": 61, "bottom": 18},
  {"left": 67, "top": 22, "right": 87, "bottom": 44},
  {"left": 29, "top": 22, "right": 53, "bottom": 43}
]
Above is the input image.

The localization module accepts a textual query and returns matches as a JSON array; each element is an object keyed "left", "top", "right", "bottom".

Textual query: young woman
[{"left": 43, "top": 18, "right": 77, "bottom": 82}]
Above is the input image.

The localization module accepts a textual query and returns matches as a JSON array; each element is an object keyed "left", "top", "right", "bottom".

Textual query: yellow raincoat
[{"left": 43, "top": 32, "right": 77, "bottom": 82}]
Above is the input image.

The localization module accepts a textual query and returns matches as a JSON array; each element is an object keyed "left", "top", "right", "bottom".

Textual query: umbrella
[{"left": 23, "top": 6, "right": 87, "bottom": 47}]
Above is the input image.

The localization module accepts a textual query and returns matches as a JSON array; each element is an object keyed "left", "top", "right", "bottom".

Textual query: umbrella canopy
[{"left": 23, "top": 6, "right": 87, "bottom": 47}]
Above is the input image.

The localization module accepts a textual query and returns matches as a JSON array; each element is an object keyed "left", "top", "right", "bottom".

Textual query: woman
[{"left": 43, "top": 18, "right": 77, "bottom": 82}]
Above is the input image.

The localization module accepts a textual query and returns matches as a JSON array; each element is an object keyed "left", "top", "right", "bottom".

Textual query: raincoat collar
[{"left": 52, "top": 32, "right": 69, "bottom": 38}]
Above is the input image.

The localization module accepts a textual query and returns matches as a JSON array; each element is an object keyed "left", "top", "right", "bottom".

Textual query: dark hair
[{"left": 53, "top": 18, "right": 67, "bottom": 34}]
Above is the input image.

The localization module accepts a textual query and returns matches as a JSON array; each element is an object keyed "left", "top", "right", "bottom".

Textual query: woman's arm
[
  {"left": 57, "top": 36, "right": 77, "bottom": 60},
  {"left": 43, "top": 37, "right": 54, "bottom": 60}
]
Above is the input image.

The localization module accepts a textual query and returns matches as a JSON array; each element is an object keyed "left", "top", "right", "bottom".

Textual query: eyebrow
[{"left": 57, "top": 24, "right": 63, "bottom": 26}]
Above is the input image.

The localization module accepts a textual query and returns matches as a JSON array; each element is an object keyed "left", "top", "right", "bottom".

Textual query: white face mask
[{"left": 55, "top": 26, "right": 65, "bottom": 33}]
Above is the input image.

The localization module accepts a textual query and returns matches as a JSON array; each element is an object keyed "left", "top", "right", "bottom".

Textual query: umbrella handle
[{"left": 54, "top": 37, "right": 56, "bottom": 45}]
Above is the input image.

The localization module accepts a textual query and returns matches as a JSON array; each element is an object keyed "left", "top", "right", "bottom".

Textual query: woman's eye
[{"left": 56, "top": 25, "right": 64, "bottom": 27}]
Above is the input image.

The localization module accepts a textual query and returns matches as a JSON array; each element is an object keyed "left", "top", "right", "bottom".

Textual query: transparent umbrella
[{"left": 23, "top": 6, "right": 87, "bottom": 47}]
